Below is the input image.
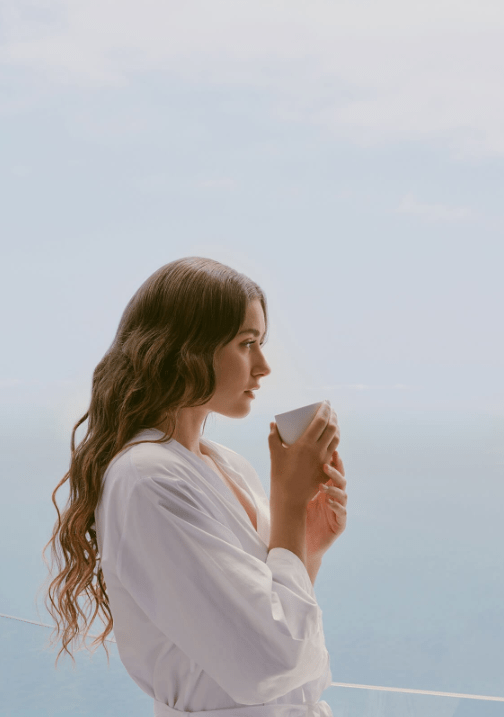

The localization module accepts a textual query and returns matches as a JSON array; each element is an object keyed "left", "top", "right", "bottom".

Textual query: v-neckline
[
  {"left": 167, "top": 434, "right": 259, "bottom": 533},
  {"left": 199, "top": 450, "right": 258, "bottom": 531}
]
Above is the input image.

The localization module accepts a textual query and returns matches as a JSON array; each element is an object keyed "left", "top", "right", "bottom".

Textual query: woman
[{"left": 42, "top": 257, "right": 348, "bottom": 717}]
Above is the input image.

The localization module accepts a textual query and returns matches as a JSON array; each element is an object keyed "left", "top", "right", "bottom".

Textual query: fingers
[
  {"left": 319, "top": 482, "right": 348, "bottom": 506},
  {"left": 329, "top": 449, "right": 345, "bottom": 474},
  {"left": 322, "top": 461, "right": 346, "bottom": 488},
  {"left": 303, "top": 401, "right": 332, "bottom": 443},
  {"left": 268, "top": 422, "right": 282, "bottom": 450},
  {"left": 327, "top": 497, "right": 347, "bottom": 517},
  {"left": 319, "top": 407, "right": 339, "bottom": 452},
  {"left": 327, "top": 429, "right": 340, "bottom": 455}
]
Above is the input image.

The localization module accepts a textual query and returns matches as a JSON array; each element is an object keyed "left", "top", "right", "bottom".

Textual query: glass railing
[
  {"left": 2, "top": 613, "right": 503, "bottom": 717},
  {"left": 2, "top": 409, "right": 503, "bottom": 716},
  {"left": 0, "top": 612, "right": 152, "bottom": 716}
]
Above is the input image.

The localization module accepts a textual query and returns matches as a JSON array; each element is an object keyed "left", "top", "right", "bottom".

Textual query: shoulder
[
  {"left": 104, "top": 433, "right": 187, "bottom": 490},
  {"left": 101, "top": 437, "right": 211, "bottom": 523}
]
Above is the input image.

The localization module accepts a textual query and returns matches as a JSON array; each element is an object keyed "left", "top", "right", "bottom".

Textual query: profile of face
[{"left": 208, "top": 299, "right": 271, "bottom": 418}]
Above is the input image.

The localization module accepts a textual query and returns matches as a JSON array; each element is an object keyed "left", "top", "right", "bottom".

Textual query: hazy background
[{"left": 1, "top": 1, "right": 503, "bottom": 715}]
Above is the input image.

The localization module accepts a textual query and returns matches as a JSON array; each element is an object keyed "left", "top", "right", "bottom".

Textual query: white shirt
[{"left": 94, "top": 428, "right": 333, "bottom": 716}]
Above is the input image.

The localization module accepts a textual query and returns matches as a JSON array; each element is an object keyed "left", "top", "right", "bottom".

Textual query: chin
[{"left": 218, "top": 403, "right": 252, "bottom": 420}]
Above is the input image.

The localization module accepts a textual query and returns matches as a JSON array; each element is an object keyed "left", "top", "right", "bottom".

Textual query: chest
[{"left": 202, "top": 456, "right": 258, "bottom": 532}]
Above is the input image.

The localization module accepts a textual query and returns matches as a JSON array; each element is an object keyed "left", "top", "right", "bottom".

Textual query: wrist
[
  {"left": 270, "top": 487, "right": 308, "bottom": 513},
  {"left": 305, "top": 552, "right": 322, "bottom": 584},
  {"left": 268, "top": 495, "right": 308, "bottom": 566}
]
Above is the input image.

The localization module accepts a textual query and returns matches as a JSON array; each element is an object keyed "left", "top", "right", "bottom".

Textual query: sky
[
  {"left": 1, "top": 0, "right": 504, "bottom": 439},
  {"left": 1, "top": 6, "right": 504, "bottom": 709}
]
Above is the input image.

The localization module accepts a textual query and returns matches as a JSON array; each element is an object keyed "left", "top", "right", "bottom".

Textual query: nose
[{"left": 254, "top": 352, "right": 271, "bottom": 379}]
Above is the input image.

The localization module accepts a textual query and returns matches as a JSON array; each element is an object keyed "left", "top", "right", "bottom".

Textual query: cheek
[
  {"left": 228, "top": 353, "right": 247, "bottom": 379},
  {"left": 214, "top": 348, "right": 246, "bottom": 386}
]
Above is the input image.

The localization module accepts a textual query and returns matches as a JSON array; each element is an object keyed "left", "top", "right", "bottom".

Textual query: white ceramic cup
[{"left": 274, "top": 401, "right": 327, "bottom": 446}]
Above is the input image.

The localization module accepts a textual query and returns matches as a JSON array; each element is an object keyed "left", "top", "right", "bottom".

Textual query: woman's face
[{"left": 210, "top": 299, "right": 271, "bottom": 418}]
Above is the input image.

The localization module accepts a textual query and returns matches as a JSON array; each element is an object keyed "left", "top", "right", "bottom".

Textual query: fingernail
[{"left": 320, "top": 484, "right": 329, "bottom": 491}]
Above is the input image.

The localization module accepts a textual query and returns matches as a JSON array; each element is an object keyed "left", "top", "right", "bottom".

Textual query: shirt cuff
[{"left": 266, "top": 547, "right": 316, "bottom": 600}]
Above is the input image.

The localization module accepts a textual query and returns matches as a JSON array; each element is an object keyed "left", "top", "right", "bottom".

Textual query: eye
[{"left": 243, "top": 340, "right": 265, "bottom": 349}]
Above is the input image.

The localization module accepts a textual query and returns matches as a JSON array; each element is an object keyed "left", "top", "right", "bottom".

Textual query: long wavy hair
[{"left": 39, "top": 256, "right": 268, "bottom": 667}]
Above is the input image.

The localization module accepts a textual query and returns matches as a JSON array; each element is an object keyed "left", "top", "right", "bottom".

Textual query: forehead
[{"left": 243, "top": 298, "right": 265, "bottom": 326}]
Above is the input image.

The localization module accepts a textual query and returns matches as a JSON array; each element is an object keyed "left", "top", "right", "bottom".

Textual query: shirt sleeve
[{"left": 116, "top": 454, "right": 330, "bottom": 705}]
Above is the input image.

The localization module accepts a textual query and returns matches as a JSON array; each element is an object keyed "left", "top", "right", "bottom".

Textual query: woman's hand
[
  {"left": 305, "top": 450, "right": 347, "bottom": 561},
  {"left": 269, "top": 401, "right": 340, "bottom": 508}
]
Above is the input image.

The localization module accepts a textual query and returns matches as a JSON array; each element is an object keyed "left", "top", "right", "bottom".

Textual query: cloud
[
  {"left": 2, "top": 1, "right": 504, "bottom": 157},
  {"left": 310, "top": 384, "right": 416, "bottom": 391},
  {"left": 396, "top": 193, "right": 473, "bottom": 222},
  {"left": 0, "top": 379, "right": 23, "bottom": 389},
  {"left": 135, "top": 175, "right": 237, "bottom": 194},
  {"left": 12, "top": 164, "right": 32, "bottom": 177},
  {"left": 196, "top": 178, "right": 237, "bottom": 190},
  {"left": 0, "top": 378, "right": 75, "bottom": 391}
]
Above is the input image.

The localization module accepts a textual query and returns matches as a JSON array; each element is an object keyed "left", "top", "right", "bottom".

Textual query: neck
[{"left": 157, "top": 405, "right": 210, "bottom": 458}]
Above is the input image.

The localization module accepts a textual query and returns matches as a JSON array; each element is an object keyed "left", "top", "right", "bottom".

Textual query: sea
[{"left": 1, "top": 406, "right": 503, "bottom": 716}]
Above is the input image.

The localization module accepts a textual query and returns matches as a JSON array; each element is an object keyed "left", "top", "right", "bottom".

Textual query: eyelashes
[{"left": 243, "top": 341, "right": 265, "bottom": 349}]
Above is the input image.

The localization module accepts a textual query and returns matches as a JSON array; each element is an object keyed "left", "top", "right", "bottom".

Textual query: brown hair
[{"left": 39, "top": 256, "right": 268, "bottom": 666}]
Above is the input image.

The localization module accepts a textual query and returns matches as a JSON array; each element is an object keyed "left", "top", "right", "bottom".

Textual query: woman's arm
[
  {"left": 268, "top": 490, "right": 308, "bottom": 569},
  {"left": 268, "top": 490, "right": 322, "bottom": 586},
  {"left": 267, "top": 402, "right": 340, "bottom": 586},
  {"left": 306, "top": 553, "right": 323, "bottom": 585},
  {"left": 115, "top": 465, "right": 329, "bottom": 705}
]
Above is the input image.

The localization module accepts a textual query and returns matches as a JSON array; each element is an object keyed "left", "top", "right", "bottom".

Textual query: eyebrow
[{"left": 238, "top": 328, "right": 267, "bottom": 341}]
